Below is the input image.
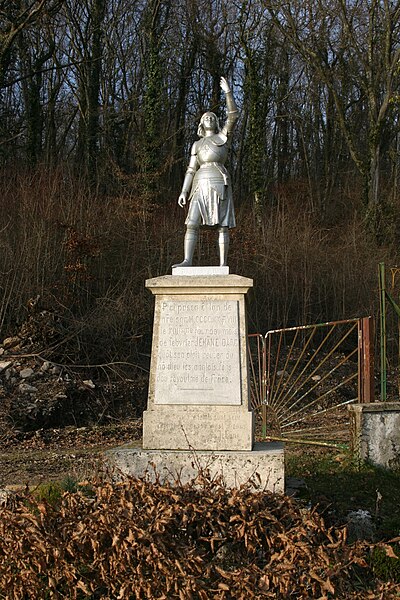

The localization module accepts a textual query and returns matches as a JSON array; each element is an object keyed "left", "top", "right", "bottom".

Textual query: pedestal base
[
  {"left": 106, "top": 442, "right": 284, "bottom": 492},
  {"left": 143, "top": 405, "right": 254, "bottom": 450},
  {"left": 172, "top": 266, "right": 229, "bottom": 276}
]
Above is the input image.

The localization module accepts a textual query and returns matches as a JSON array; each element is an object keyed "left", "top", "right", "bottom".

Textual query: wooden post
[{"left": 359, "top": 316, "right": 375, "bottom": 403}]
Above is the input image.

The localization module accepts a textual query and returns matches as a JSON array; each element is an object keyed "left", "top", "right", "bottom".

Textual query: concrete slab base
[{"left": 105, "top": 442, "right": 285, "bottom": 492}]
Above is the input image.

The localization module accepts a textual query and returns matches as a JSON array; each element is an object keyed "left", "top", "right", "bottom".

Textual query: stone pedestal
[
  {"left": 107, "top": 273, "right": 285, "bottom": 492},
  {"left": 143, "top": 275, "right": 254, "bottom": 451}
]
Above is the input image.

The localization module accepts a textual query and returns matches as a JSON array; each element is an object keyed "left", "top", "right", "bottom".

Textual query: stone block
[
  {"left": 106, "top": 441, "right": 285, "bottom": 492},
  {"left": 172, "top": 266, "right": 229, "bottom": 276},
  {"left": 349, "top": 402, "right": 400, "bottom": 469},
  {"left": 143, "top": 405, "right": 253, "bottom": 451},
  {"left": 105, "top": 273, "right": 287, "bottom": 492},
  {"left": 145, "top": 274, "right": 253, "bottom": 295},
  {"left": 144, "top": 274, "right": 254, "bottom": 451}
]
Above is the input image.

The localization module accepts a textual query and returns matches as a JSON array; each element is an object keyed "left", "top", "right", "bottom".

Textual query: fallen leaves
[{"left": 0, "top": 475, "right": 395, "bottom": 599}]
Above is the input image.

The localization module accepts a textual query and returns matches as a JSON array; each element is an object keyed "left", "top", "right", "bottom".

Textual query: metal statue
[{"left": 173, "top": 76, "right": 238, "bottom": 268}]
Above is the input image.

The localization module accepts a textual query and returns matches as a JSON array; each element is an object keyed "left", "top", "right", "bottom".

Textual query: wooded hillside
[{"left": 1, "top": 0, "right": 400, "bottom": 363}]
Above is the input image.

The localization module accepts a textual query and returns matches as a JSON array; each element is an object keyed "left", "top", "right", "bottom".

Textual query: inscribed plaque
[{"left": 154, "top": 299, "right": 241, "bottom": 405}]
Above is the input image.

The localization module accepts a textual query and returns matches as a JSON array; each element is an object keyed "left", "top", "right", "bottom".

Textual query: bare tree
[
  {"left": 266, "top": 0, "right": 400, "bottom": 233},
  {"left": 0, "top": 1, "right": 60, "bottom": 86}
]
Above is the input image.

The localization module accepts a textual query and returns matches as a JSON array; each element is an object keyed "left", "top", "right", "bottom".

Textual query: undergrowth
[
  {"left": 372, "top": 545, "right": 400, "bottom": 584},
  {"left": 0, "top": 167, "right": 394, "bottom": 367},
  {"left": 286, "top": 445, "right": 400, "bottom": 540},
  {"left": 33, "top": 476, "right": 93, "bottom": 505}
]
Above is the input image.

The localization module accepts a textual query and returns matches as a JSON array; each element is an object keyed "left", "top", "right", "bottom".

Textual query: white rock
[
  {"left": 83, "top": 379, "right": 95, "bottom": 389},
  {"left": 311, "top": 375, "right": 322, "bottom": 382},
  {"left": 0, "top": 348, "right": 4, "bottom": 356},
  {"left": 20, "top": 368, "right": 34, "bottom": 379},
  {"left": 40, "top": 361, "right": 51, "bottom": 372},
  {"left": 0, "top": 361, "right": 12, "bottom": 373},
  {"left": 19, "top": 383, "right": 38, "bottom": 394},
  {"left": 51, "top": 366, "right": 61, "bottom": 375},
  {"left": 0, "top": 489, "right": 15, "bottom": 508}
]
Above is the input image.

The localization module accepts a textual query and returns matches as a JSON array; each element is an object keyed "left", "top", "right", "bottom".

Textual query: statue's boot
[
  {"left": 172, "top": 226, "right": 198, "bottom": 268},
  {"left": 218, "top": 227, "right": 229, "bottom": 266}
]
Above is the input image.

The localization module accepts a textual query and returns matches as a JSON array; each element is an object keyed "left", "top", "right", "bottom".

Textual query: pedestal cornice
[{"left": 145, "top": 274, "right": 253, "bottom": 296}]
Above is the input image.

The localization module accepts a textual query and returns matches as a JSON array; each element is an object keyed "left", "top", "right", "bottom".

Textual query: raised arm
[{"left": 220, "top": 76, "right": 239, "bottom": 137}]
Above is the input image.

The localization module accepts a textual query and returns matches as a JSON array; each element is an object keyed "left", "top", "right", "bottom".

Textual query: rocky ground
[{"left": 0, "top": 312, "right": 147, "bottom": 487}]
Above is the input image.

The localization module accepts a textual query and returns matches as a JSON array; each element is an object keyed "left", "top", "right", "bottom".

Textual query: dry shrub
[
  {"left": 0, "top": 474, "right": 389, "bottom": 599},
  {"left": 0, "top": 166, "right": 396, "bottom": 364},
  {"left": 232, "top": 206, "right": 391, "bottom": 334},
  {"left": 0, "top": 166, "right": 182, "bottom": 363}
]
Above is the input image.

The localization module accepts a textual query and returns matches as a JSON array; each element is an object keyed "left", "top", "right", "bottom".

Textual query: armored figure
[{"left": 173, "top": 76, "right": 238, "bottom": 268}]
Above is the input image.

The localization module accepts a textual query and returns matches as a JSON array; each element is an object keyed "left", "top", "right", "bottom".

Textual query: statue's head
[{"left": 197, "top": 112, "right": 220, "bottom": 137}]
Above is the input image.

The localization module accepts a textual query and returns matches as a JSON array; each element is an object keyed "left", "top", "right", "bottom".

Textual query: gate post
[{"left": 358, "top": 317, "right": 375, "bottom": 403}]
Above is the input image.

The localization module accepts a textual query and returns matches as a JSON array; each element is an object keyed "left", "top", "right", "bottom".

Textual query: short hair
[{"left": 197, "top": 112, "right": 220, "bottom": 137}]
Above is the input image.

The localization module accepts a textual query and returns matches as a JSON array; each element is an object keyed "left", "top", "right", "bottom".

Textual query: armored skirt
[{"left": 185, "top": 136, "right": 236, "bottom": 228}]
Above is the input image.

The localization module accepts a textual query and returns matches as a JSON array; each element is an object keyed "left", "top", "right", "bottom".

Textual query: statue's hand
[
  {"left": 220, "top": 76, "right": 231, "bottom": 94},
  {"left": 178, "top": 193, "right": 187, "bottom": 208}
]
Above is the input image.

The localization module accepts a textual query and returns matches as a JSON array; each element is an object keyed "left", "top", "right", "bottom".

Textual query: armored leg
[
  {"left": 172, "top": 225, "right": 199, "bottom": 268},
  {"left": 218, "top": 226, "right": 229, "bottom": 267}
]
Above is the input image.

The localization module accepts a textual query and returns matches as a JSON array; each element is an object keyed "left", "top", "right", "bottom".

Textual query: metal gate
[{"left": 248, "top": 317, "right": 374, "bottom": 446}]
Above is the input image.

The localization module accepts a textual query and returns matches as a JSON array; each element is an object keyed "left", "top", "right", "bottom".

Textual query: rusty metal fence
[{"left": 248, "top": 317, "right": 374, "bottom": 445}]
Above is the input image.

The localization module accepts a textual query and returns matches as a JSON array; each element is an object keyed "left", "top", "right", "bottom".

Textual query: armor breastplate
[{"left": 197, "top": 136, "right": 228, "bottom": 166}]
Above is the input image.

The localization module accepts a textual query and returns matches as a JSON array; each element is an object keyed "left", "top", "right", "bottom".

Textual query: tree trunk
[{"left": 86, "top": 0, "right": 105, "bottom": 178}]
